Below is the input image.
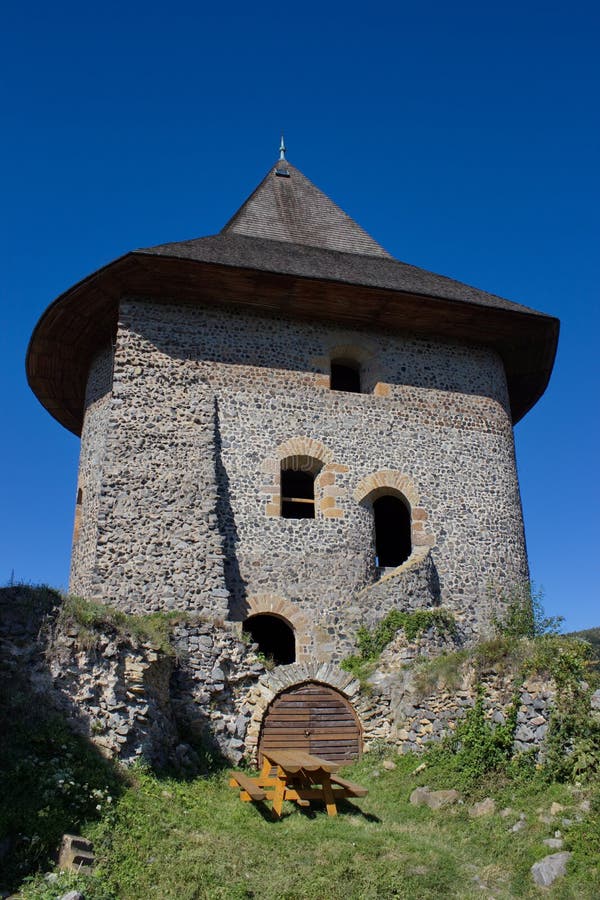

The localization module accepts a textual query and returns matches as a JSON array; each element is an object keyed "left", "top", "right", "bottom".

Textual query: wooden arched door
[{"left": 259, "top": 682, "right": 362, "bottom": 764}]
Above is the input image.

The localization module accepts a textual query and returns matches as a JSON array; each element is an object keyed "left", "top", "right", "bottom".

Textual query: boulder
[
  {"left": 469, "top": 797, "right": 496, "bottom": 817},
  {"left": 409, "top": 786, "right": 460, "bottom": 809},
  {"left": 531, "top": 852, "right": 572, "bottom": 887}
]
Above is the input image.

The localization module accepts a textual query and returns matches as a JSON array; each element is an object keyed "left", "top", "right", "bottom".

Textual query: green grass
[
  {"left": 15, "top": 752, "right": 600, "bottom": 900},
  {"left": 57, "top": 594, "right": 195, "bottom": 656},
  {"left": 4, "top": 587, "right": 599, "bottom": 898}
]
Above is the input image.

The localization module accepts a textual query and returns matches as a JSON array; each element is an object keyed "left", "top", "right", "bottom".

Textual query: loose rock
[
  {"left": 469, "top": 797, "right": 496, "bottom": 818},
  {"left": 409, "top": 786, "right": 461, "bottom": 809},
  {"left": 531, "top": 852, "right": 572, "bottom": 887}
]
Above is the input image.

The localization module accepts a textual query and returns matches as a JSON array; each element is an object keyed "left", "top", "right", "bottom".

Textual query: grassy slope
[
  {"left": 3, "top": 589, "right": 598, "bottom": 900},
  {"left": 567, "top": 627, "right": 600, "bottom": 660},
  {"left": 19, "top": 753, "right": 600, "bottom": 900}
]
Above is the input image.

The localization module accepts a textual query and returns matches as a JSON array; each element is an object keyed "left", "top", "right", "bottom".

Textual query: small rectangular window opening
[{"left": 330, "top": 359, "right": 361, "bottom": 393}]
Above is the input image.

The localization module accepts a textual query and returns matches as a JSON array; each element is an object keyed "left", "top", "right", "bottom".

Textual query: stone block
[
  {"left": 58, "top": 834, "right": 95, "bottom": 873},
  {"left": 469, "top": 797, "right": 495, "bottom": 817}
]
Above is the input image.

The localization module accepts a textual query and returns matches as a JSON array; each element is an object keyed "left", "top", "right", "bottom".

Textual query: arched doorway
[
  {"left": 373, "top": 494, "right": 412, "bottom": 567},
  {"left": 258, "top": 682, "right": 362, "bottom": 763},
  {"left": 243, "top": 614, "right": 295, "bottom": 665}
]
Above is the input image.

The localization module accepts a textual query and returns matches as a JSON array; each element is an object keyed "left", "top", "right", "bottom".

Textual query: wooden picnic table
[{"left": 229, "top": 749, "right": 368, "bottom": 818}]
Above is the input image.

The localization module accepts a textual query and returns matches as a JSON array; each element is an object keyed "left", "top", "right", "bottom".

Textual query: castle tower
[{"left": 27, "top": 150, "right": 558, "bottom": 760}]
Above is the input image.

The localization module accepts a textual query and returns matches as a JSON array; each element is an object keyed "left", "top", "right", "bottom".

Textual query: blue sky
[{"left": 1, "top": 1, "right": 598, "bottom": 630}]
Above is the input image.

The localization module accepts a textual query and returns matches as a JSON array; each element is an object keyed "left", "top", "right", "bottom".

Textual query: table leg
[
  {"left": 272, "top": 767, "right": 287, "bottom": 819},
  {"left": 258, "top": 756, "right": 273, "bottom": 786},
  {"left": 321, "top": 773, "right": 338, "bottom": 817}
]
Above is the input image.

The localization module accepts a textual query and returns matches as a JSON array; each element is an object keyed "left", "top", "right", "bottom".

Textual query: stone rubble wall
[
  {"left": 70, "top": 345, "right": 114, "bottom": 597},
  {"left": 47, "top": 626, "right": 178, "bottom": 767},
  {"left": 4, "top": 589, "right": 591, "bottom": 769},
  {"left": 83, "top": 321, "right": 230, "bottom": 618},
  {"left": 167, "top": 620, "right": 267, "bottom": 765},
  {"left": 388, "top": 670, "right": 555, "bottom": 755},
  {"left": 72, "top": 298, "right": 529, "bottom": 652},
  {"left": 352, "top": 548, "right": 444, "bottom": 631},
  {"left": 367, "top": 630, "right": 558, "bottom": 755}
]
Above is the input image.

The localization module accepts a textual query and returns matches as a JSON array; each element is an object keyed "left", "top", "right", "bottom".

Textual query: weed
[
  {"left": 57, "top": 595, "right": 188, "bottom": 656},
  {"left": 492, "top": 582, "right": 563, "bottom": 639},
  {"left": 341, "top": 608, "right": 457, "bottom": 689}
]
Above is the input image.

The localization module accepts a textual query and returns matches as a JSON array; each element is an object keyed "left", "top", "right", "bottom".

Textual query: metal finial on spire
[{"left": 275, "top": 133, "right": 290, "bottom": 176}]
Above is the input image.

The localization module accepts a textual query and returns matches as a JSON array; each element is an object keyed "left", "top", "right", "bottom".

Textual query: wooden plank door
[{"left": 258, "top": 682, "right": 361, "bottom": 764}]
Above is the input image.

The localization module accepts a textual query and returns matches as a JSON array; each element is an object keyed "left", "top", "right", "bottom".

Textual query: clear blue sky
[{"left": 1, "top": 1, "right": 598, "bottom": 630}]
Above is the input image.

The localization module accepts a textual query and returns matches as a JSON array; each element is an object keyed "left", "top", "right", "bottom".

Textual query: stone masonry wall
[
  {"left": 5, "top": 589, "right": 596, "bottom": 769},
  {"left": 71, "top": 298, "right": 529, "bottom": 654},
  {"left": 70, "top": 345, "right": 114, "bottom": 597},
  {"left": 0, "top": 588, "right": 388, "bottom": 767},
  {"left": 83, "top": 337, "right": 230, "bottom": 618}
]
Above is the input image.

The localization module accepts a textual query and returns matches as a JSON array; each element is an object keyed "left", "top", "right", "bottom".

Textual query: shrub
[
  {"left": 493, "top": 582, "right": 563, "bottom": 639},
  {"left": 428, "top": 686, "right": 518, "bottom": 786}
]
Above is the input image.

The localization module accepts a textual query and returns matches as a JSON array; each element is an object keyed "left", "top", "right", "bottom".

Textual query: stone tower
[{"left": 27, "top": 151, "right": 558, "bottom": 761}]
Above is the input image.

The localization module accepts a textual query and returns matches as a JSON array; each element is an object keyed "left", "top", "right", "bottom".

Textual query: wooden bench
[
  {"left": 230, "top": 753, "right": 369, "bottom": 817},
  {"left": 330, "top": 774, "right": 368, "bottom": 797},
  {"left": 228, "top": 771, "right": 266, "bottom": 802}
]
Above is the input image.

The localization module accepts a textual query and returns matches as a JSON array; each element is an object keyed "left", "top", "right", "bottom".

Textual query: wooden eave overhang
[{"left": 26, "top": 251, "right": 559, "bottom": 436}]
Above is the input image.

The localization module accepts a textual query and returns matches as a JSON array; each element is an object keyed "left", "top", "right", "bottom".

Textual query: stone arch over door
[
  {"left": 244, "top": 661, "right": 364, "bottom": 760},
  {"left": 244, "top": 593, "right": 311, "bottom": 662},
  {"left": 353, "top": 469, "right": 436, "bottom": 551},
  {"left": 258, "top": 681, "right": 362, "bottom": 764}
]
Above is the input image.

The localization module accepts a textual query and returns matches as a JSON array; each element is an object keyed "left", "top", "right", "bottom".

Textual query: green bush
[
  {"left": 493, "top": 582, "right": 563, "bottom": 639},
  {"left": 428, "top": 686, "right": 518, "bottom": 786},
  {"left": 0, "top": 677, "right": 125, "bottom": 892}
]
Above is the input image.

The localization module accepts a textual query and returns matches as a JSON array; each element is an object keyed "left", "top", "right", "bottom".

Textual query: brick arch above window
[
  {"left": 261, "top": 437, "right": 347, "bottom": 519},
  {"left": 353, "top": 470, "right": 435, "bottom": 549},
  {"left": 274, "top": 436, "right": 334, "bottom": 466},
  {"left": 245, "top": 593, "right": 311, "bottom": 662},
  {"left": 353, "top": 470, "right": 419, "bottom": 506}
]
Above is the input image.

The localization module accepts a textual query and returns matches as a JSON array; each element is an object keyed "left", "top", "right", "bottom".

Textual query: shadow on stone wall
[
  {"left": 213, "top": 398, "right": 248, "bottom": 619},
  {"left": 0, "top": 586, "right": 127, "bottom": 891}
]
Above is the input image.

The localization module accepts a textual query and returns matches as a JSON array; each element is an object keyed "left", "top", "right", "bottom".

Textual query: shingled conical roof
[
  {"left": 27, "top": 152, "right": 559, "bottom": 435},
  {"left": 221, "top": 161, "right": 392, "bottom": 258}
]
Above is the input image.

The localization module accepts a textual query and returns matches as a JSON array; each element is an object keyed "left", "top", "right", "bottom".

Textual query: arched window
[
  {"left": 280, "top": 456, "right": 322, "bottom": 518},
  {"left": 243, "top": 614, "right": 295, "bottom": 665},
  {"left": 330, "top": 358, "right": 361, "bottom": 393},
  {"left": 373, "top": 494, "right": 411, "bottom": 568}
]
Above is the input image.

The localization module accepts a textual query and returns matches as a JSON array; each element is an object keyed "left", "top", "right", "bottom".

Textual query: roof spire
[{"left": 275, "top": 133, "right": 290, "bottom": 177}]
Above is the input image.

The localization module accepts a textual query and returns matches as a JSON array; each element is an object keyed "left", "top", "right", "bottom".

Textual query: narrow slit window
[
  {"left": 73, "top": 487, "right": 83, "bottom": 544},
  {"left": 281, "top": 467, "right": 315, "bottom": 519},
  {"left": 330, "top": 359, "right": 361, "bottom": 393}
]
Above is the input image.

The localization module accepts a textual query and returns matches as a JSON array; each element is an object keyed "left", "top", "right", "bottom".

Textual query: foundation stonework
[{"left": 27, "top": 154, "right": 559, "bottom": 763}]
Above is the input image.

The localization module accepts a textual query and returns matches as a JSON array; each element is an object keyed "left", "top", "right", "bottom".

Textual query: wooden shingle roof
[
  {"left": 221, "top": 162, "right": 391, "bottom": 257},
  {"left": 27, "top": 158, "right": 559, "bottom": 435}
]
